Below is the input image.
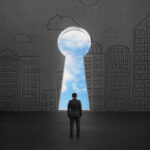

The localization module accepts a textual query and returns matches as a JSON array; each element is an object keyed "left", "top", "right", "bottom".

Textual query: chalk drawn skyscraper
[
  {"left": 106, "top": 45, "right": 131, "bottom": 111},
  {"left": 0, "top": 48, "right": 19, "bottom": 111},
  {"left": 41, "top": 89, "right": 57, "bottom": 111},
  {"left": 133, "top": 15, "right": 150, "bottom": 111},
  {"left": 84, "top": 42, "right": 105, "bottom": 111},
  {"left": 19, "top": 56, "right": 40, "bottom": 111}
]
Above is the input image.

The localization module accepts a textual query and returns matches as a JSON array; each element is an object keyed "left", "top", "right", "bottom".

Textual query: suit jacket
[{"left": 67, "top": 99, "right": 82, "bottom": 118}]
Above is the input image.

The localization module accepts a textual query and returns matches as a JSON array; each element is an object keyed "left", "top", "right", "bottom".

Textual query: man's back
[
  {"left": 68, "top": 99, "right": 82, "bottom": 118},
  {"left": 68, "top": 93, "right": 82, "bottom": 138}
]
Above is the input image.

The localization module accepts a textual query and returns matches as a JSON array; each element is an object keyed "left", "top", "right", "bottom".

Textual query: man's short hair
[{"left": 72, "top": 93, "right": 77, "bottom": 98}]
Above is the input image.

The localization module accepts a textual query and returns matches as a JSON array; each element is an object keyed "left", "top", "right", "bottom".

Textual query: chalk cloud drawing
[
  {"left": 47, "top": 15, "right": 79, "bottom": 30},
  {"left": 71, "top": 0, "right": 109, "bottom": 9},
  {"left": 103, "top": 28, "right": 118, "bottom": 38},
  {"left": 14, "top": 33, "right": 40, "bottom": 43},
  {"left": 79, "top": 0, "right": 100, "bottom": 7},
  {"left": 14, "top": 33, "right": 32, "bottom": 43}
]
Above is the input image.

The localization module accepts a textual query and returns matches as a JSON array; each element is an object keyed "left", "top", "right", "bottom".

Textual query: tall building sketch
[
  {"left": 133, "top": 15, "right": 150, "bottom": 111},
  {"left": 84, "top": 41, "right": 105, "bottom": 111},
  {"left": 106, "top": 45, "right": 131, "bottom": 111},
  {"left": 19, "top": 56, "right": 40, "bottom": 111},
  {"left": 57, "top": 70, "right": 63, "bottom": 110},
  {"left": 0, "top": 48, "right": 19, "bottom": 111},
  {"left": 41, "top": 89, "right": 57, "bottom": 111}
]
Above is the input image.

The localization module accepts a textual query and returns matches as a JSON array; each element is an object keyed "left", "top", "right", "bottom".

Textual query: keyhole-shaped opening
[{"left": 58, "top": 26, "right": 91, "bottom": 110}]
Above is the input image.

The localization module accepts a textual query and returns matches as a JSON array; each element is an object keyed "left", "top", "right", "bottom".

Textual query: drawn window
[
  {"left": 93, "top": 57, "right": 97, "bottom": 61},
  {"left": 148, "top": 37, "right": 150, "bottom": 44}
]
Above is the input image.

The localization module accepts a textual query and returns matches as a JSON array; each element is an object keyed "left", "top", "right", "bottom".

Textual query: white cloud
[
  {"left": 59, "top": 28, "right": 91, "bottom": 95},
  {"left": 60, "top": 30, "right": 91, "bottom": 51},
  {"left": 64, "top": 69, "right": 75, "bottom": 81},
  {"left": 72, "top": 83, "right": 86, "bottom": 93},
  {"left": 64, "top": 52, "right": 75, "bottom": 66},
  {"left": 61, "top": 51, "right": 87, "bottom": 94},
  {"left": 61, "top": 53, "right": 87, "bottom": 94},
  {"left": 61, "top": 68, "right": 76, "bottom": 93},
  {"left": 64, "top": 51, "right": 82, "bottom": 75},
  {"left": 61, "top": 82, "right": 67, "bottom": 93}
]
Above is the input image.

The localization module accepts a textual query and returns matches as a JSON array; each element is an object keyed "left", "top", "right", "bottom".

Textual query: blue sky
[{"left": 58, "top": 27, "right": 91, "bottom": 110}]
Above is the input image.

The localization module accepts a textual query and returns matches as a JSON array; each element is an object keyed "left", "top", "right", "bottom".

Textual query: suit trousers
[{"left": 70, "top": 117, "right": 80, "bottom": 136}]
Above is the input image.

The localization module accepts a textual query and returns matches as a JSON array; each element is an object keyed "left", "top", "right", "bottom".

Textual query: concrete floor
[{"left": 0, "top": 112, "right": 150, "bottom": 150}]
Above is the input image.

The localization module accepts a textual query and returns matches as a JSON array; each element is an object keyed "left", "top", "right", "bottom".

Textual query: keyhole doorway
[{"left": 58, "top": 26, "right": 91, "bottom": 110}]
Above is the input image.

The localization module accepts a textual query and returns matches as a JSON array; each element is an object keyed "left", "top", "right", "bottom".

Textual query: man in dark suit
[{"left": 67, "top": 93, "right": 82, "bottom": 138}]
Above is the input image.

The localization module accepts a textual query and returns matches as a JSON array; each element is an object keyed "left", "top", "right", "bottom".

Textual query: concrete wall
[{"left": 0, "top": 0, "right": 150, "bottom": 111}]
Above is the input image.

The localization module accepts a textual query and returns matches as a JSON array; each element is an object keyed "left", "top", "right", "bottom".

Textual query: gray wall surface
[{"left": 0, "top": 0, "right": 150, "bottom": 111}]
